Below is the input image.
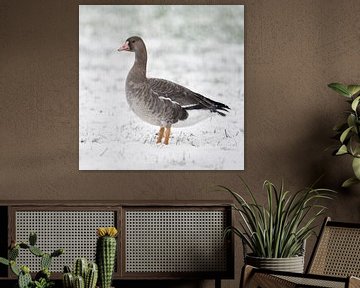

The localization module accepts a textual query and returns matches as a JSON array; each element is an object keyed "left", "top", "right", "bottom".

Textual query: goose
[{"left": 118, "top": 36, "right": 230, "bottom": 145}]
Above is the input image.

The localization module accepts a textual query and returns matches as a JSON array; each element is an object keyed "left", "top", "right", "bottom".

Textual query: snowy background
[{"left": 79, "top": 5, "right": 244, "bottom": 170}]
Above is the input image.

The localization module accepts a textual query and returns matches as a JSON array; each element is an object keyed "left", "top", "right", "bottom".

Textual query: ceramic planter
[{"left": 245, "top": 254, "right": 304, "bottom": 273}]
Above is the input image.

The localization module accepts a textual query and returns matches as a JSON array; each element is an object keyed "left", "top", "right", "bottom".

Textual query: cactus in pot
[
  {"left": 96, "top": 227, "right": 118, "bottom": 288},
  {"left": 73, "top": 275, "right": 85, "bottom": 288},
  {"left": 85, "top": 262, "right": 98, "bottom": 288},
  {"left": 63, "top": 266, "right": 74, "bottom": 288},
  {"left": 19, "top": 266, "right": 32, "bottom": 288},
  {"left": 62, "top": 259, "right": 98, "bottom": 288},
  {"left": 74, "top": 258, "right": 88, "bottom": 280}
]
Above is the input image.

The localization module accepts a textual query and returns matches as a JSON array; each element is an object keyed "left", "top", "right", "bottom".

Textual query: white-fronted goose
[{"left": 118, "top": 36, "right": 230, "bottom": 145}]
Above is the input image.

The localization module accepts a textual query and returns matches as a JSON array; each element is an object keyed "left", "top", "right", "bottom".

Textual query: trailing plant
[
  {"left": 62, "top": 258, "right": 98, "bottom": 288},
  {"left": 0, "top": 232, "right": 63, "bottom": 288},
  {"left": 328, "top": 83, "right": 360, "bottom": 187},
  {"left": 220, "top": 178, "right": 335, "bottom": 258},
  {"left": 96, "top": 227, "right": 118, "bottom": 288}
]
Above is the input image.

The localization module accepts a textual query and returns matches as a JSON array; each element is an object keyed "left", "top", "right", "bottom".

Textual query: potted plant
[
  {"left": 221, "top": 179, "right": 334, "bottom": 273},
  {"left": 0, "top": 232, "right": 64, "bottom": 288},
  {"left": 62, "top": 227, "right": 118, "bottom": 288},
  {"left": 62, "top": 258, "right": 98, "bottom": 288},
  {"left": 96, "top": 227, "right": 118, "bottom": 288},
  {"left": 328, "top": 83, "right": 360, "bottom": 187}
]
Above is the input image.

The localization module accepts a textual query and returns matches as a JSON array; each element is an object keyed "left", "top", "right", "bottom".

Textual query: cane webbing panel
[
  {"left": 249, "top": 272, "right": 297, "bottom": 288},
  {"left": 15, "top": 211, "right": 115, "bottom": 272},
  {"left": 277, "top": 275, "right": 345, "bottom": 288},
  {"left": 309, "top": 226, "right": 360, "bottom": 277},
  {"left": 125, "top": 210, "right": 227, "bottom": 273}
]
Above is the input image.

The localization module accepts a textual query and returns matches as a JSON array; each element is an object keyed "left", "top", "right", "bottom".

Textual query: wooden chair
[{"left": 241, "top": 217, "right": 360, "bottom": 288}]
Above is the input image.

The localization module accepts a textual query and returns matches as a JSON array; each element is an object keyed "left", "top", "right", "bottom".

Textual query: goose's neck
[{"left": 130, "top": 48, "right": 147, "bottom": 80}]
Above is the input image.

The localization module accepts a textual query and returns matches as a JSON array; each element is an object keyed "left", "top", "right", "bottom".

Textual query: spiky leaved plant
[
  {"left": 96, "top": 227, "right": 118, "bottom": 288},
  {"left": 220, "top": 178, "right": 335, "bottom": 258}
]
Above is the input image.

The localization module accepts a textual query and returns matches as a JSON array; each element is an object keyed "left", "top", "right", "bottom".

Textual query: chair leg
[{"left": 240, "top": 265, "right": 255, "bottom": 288}]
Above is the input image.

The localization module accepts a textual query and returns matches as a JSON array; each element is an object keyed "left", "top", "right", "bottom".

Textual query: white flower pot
[{"left": 245, "top": 254, "right": 305, "bottom": 273}]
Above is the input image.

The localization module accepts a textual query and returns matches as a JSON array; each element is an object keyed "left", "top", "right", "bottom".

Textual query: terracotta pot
[{"left": 245, "top": 254, "right": 304, "bottom": 273}]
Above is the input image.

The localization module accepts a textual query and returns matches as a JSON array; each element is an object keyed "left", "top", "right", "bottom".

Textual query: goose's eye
[{"left": 131, "top": 40, "right": 135, "bottom": 43}]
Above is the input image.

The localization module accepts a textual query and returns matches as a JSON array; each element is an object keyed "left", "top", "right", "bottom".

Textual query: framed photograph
[{"left": 79, "top": 5, "right": 244, "bottom": 170}]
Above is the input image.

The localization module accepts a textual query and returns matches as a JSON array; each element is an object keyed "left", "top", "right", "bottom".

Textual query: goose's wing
[{"left": 148, "top": 78, "right": 230, "bottom": 116}]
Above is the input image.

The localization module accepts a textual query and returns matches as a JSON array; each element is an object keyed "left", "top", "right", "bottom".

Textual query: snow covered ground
[{"left": 79, "top": 5, "right": 244, "bottom": 170}]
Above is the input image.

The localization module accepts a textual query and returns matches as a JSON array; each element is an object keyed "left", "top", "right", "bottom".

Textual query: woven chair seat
[{"left": 277, "top": 275, "right": 347, "bottom": 288}]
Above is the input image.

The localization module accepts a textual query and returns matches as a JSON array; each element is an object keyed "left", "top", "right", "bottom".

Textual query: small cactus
[
  {"left": 62, "top": 265, "right": 74, "bottom": 288},
  {"left": 63, "top": 272, "right": 74, "bottom": 288},
  {"left": 64, "top": 265, "right": 72, "bottom": 273},
  {"left": 35, "top": 268, "right": 50, "bottom": 281},
  {"left": 41, "top": 253, "right": 52, "bottom": 270},
  {"left": 19, "top": 243, "right": 30, "bottom": 249},
  {"left": 85, "top": 263, "right": 98, "bottom": 288},
  {"left": 63, "top": 259, "right": 98, "bottom": 288},
  {"left": 21, "top": 265, "right": 30, "bottom": 274},
  {"left": 29, "top": 232, "right": 37, "bottom": 246},
  {"left": 74, "top": 275, "right": 85, "bottom": 288},
  {"left": 51, "top": 248, "right": 64, "bottom": 257},
  {"left": 9, "top": 246, "right": 19, "bottom": 260},
  {"left": 74, "top": 257, "right": 88, "bottom": 279},
  {"left": 29, "top": 245, "right": 44, "bottom": 257},
  {"left": 96, "top": 227, "right": 118, "bottom": 288},
  {"left": 18, "top": 269, "right": 32, "bottom": 288}
]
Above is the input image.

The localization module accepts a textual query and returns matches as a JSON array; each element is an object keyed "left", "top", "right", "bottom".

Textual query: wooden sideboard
[{"left": 0, "top": 201, "right": 234, "bottom": 288}]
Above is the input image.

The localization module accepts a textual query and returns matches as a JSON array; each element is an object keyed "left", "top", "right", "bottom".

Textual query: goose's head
[{"left": 118, "top": 36, "right": 145, "bottom": 53}]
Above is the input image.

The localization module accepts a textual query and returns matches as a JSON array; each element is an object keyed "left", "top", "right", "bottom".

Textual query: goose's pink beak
[{"left": 118, "top": 41, "right": 130, "bottom": 52}]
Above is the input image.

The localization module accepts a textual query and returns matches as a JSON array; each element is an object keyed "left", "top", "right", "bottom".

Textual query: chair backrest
[{"left": 307, "top": 217, "right": 360, "bottom": 277}]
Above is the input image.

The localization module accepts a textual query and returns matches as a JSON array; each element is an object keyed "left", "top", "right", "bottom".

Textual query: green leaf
[
  {"left": 347, "top": 114, "right": 356, "bottom": 128},
  {"left": 342, "top": 177, "right": 360, "bottom": 188},
  {"left": 336, "top": 144, "right": 348, "bottom": 155},
  {"left": 328, "top": 83, "right": 351, "bottom": 97},
  {"left": 340, "top": 126, "right": 353, "bottom": 143},
  {"left": 349, "top": 135, "right": 360, "bottom": 157},
  {"left": 10, "top": 261, "right": 20, "bottom": 276},
  {"left": 0, "top": 257, "right": 9, "bottom": 266},
  {"left": 351, "top": 96, "right": 360, "bottom": 111},
  {"left": 352, "top": 157, "right": 360, "bottom": 179},
  {"left": 347, "top": 85, "right": 360, "bottom": 97}
]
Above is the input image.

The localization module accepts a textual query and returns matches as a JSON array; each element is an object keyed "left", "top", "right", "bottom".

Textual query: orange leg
[
  {"left": 164, "top": 127, "right": 171, "bottom": 145},
  {"left": 156, "top": 127, "right": 165, "bottom": 144}
]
